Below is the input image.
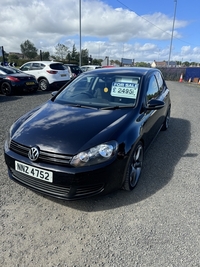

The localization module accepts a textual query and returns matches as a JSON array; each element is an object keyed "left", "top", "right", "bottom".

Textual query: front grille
[
  {"left": 11, "top": 168, "right": 104, "bottom": 199},
  {"left": 10, "top": 140, "right": 72, "bottom": 166},
  {"left": 75, "top": 184, "right": 104, "bottom": 197},
  {"left": 11, "top": 168, "right": 70, "bottom": 196}
]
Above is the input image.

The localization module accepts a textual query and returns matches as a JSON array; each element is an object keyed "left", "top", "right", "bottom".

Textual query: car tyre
[
  {"left": 122, "top": 141, "right": 144, "bottom": 191},
  {"left": 161, "top": 107, "right": 170, "bottom": 131},
  {"left": 1, "top": 82, "right": 12, "bottom": 96},
  {"left": 39, "top": 78, "right": 49, "bottom": 91}
]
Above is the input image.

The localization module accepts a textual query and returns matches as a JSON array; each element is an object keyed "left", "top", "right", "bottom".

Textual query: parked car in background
[
  {"left": 0, "top": 66, "right": 38, "bottom": 96},
  {"left": 64, "top": 65, "right": 73, "bottom": 79},
  {"left": 19, "top": 61, "right": 70, "bottom": 91},
  {"left": 64, "top": 64, "right": 83, "bottom": 79},
  {"left": 80, "top": 65, "right": 101, "bottom": 72},
  {"left": 4, "top": 67, "right": 171, "bottom": 200}
]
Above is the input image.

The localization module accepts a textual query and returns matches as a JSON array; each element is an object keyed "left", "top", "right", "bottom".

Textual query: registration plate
[
  {"left": 26, "top": 82, "right": 35, "bottom": 85},
  {"left": 15, "top": 161, "right": 53, "bottom": 183},
  {"left": 61, "top": 74, "right": 66, "bottom": 77}
]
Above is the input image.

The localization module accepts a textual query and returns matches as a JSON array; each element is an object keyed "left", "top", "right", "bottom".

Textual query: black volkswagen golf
[{"left": 4, "top": 67, "right": 171, "bottom": 200}]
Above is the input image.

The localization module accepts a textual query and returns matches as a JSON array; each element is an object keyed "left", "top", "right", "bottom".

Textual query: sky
[{"left": 0, "top": 0, "right": 200, "bottom": 63}]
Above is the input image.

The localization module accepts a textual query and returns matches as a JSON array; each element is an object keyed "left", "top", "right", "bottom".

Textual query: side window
[
  {"left": 146, "top": 75, "right": 159, "bottom": 102},
  {"left": 20, "top": 63, "right": 31, "bottom": 71},
  {"left": 31, "top": 63, "right": 41, "bottom": 70},
  {"left": 155, "top": 72, "right": 165, "bottom": 92},
  {"left": 40, "top": 63, "right": 45, "bottom": 69}
]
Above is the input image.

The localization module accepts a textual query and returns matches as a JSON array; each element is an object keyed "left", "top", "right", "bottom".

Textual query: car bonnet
[{"left": 11, "top": 100, "right": 130, "bottom": 155}]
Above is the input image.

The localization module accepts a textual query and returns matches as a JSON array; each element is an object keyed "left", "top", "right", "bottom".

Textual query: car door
[
  {"left": 20, "top": 63, "right": 43, "bottom": 80},
  {"left": 155, "top": 71, "right": 170, "bottom": 113},
  {"left": 141, "top": 73, "right": 164, "bottom": 147}
]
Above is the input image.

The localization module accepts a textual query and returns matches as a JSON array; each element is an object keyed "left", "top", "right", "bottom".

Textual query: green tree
[
  {"left": 20, "top": 40, "right": 38, "bottom": 59},
  {"left": 81, "top": 48, "right": 89, "bottom": 65},
  {"left": 110, "top": 59, "right": 121, "bottom": 66},
  {"left": 190, "top": 61, "right": 197, "bottom": 66},
  {"left": 71, "top": 44, "right": 78, "bottom": 62},
  {"left": 135, "top": 62, "right": 150, "bottom": 67},
  {"left": 41, "top": 51, "right": 50, "bottom": 60},
  {"left": 64, "top": 44, "right": 79, "bottom": 64},
  {"left": 66, "top": 51, "right": 71, "bottom": 63},
  {"left": 55, "top": 43, "right": 69, "bottom": 61},
  {"left": 92, "top": 58, "right": 103, "bottom": 65},
  {"left": 183, "top": 61, "right": 190, "bottom": 67},
  {"left": 8, "top": 54, "right": 19, "bottom": 63},
  {"left": 176, "top": 61, "right": 182, "bottom": 66}
]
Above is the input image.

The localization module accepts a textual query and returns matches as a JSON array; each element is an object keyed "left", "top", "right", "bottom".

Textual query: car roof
[
  {"left": 83, "top": 67, "right": 156, "bottom": 76},
  {"left": 24, "top": 61, "right": 64, "bottom": 64},
  {"left": 65, "top": 64, "right": 79, "bottom": 66},
  {"left": 81, "top": 65, "right": 101, "bottom": 67}
]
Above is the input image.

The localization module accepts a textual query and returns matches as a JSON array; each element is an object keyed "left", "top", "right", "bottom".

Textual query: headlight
[{"left": 70, "top": 141, "right": 118, "bottom": 167}]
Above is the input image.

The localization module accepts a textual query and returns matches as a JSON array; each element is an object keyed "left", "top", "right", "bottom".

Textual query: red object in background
[
  {"left": 179, "top": 74, "right": 183, "bottom": 82},
  {"left": 101, "top": 65, "right": 115, "bottom": 68}
]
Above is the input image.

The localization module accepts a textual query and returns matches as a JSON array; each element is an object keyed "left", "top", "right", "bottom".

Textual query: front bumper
[
  {"left": 50, "top": 80, "right": 70, "bottom": 90},
  {"left": 12, "top": 81, "right": 38, "bottom": 93},
  {"left": 4, "top": 145, "right": 126, "bottom": 200}
]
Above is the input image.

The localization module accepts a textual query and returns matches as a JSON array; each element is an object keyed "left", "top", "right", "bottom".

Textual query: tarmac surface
[{"left": 0, "top": 81, "right": 199, "bottom": 267}]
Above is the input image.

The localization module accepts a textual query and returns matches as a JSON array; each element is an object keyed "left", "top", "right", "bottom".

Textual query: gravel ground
[{"left": 0, "top": 82, "right": 200, "bottom": 267}]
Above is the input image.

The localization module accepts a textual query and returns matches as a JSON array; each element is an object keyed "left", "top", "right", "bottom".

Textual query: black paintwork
[
  {"left": 0, "top": 66, "right": 38, "bottom": 95},
  {"left": 4, "top": 67, "right": 171, "bottom": 199}
]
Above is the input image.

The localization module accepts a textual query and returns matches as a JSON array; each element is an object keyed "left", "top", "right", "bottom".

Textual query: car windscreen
[
  {"left": 0, "top": 70, "right": 6, "bottom": 75},
  {"left": 0, "top": 67, "right": 17, "bottom": 74},
  {"left": 54, "top": 72, "right": 141, "bottom": 109},
  {"left": 50, "top": 63, "right": 66, "bottom": 70}
]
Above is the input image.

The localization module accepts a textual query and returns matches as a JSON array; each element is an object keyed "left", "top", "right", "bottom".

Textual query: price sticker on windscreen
[{"left": 111, "top": 82, "right": 138, "bottom": 99}]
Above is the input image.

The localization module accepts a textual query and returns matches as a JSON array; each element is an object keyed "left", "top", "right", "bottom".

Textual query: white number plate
[{"left": 15, "top": 161, "right": 53, "bottom": 183}]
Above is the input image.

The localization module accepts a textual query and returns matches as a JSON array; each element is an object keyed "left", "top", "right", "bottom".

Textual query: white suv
[
  {"left": 80, "top": 65, "right": 101, "bottom": 72},
  {"left": 19, "top": 61, "right": 70, "bottom": 91}
]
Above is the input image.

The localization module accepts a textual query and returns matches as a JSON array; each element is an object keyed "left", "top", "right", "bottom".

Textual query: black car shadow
[
  {"left": 45, "top": 117, "right": 192, "bottom": 211},
  {"left": 0, "top": 90, "right": 51, "bottom": 102},
  {"left": 0, "top": 95, "right": 23, "bottom": 102}
]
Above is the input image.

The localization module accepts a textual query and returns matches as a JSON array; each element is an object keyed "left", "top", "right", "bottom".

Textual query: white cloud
[
  {"left": 181, "top": 46, "right": 191, "bottom": 55},
  {"left": 0, "top": 0, "right": 198, "bottom": 62}
]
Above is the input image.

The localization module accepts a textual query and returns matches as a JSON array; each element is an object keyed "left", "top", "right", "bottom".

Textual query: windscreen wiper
[
  {"left": 66, "top": 103, "right": 98, "bottom": 110},
  {"left": 101, "top": 105, "right": 134, "bottom": 110}
]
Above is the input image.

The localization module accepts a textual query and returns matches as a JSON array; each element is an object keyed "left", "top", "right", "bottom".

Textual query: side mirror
[
  {"left": 51, "top": 91, "right": 58, "bottom": 97},
  {"left": 146, "top": 99, "right": 165, "bottom": 110}
]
